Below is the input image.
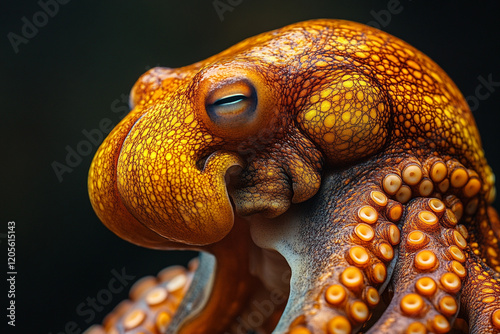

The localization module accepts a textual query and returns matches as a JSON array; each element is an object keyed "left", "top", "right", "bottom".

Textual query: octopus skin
[{"left": 85, "top": 19, "right": 500, "bottom": 333}]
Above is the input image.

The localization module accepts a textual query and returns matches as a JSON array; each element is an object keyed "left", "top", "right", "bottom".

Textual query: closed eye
[
  {"left": 212, "top": 94, "right": 248, "bottom": 106},
  {"left": 205, "top": 81, "right": 257, "bottom": 127},
  {"left": 198, "top": 70, "right": 274, "bottom": 139}
]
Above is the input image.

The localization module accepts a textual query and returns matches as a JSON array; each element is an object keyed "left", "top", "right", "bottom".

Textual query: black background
[{"left": 2, "top": 0, "right": 500, "bottom": 333}]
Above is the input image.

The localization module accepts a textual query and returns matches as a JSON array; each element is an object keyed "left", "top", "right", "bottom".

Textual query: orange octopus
[{"left": 86, "top": 20, "right": 500, "bottom": 333}]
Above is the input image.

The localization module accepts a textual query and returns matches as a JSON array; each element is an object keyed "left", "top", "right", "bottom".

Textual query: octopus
[{"left": 86, "top": 19, "right": 500, "bottom": 333}]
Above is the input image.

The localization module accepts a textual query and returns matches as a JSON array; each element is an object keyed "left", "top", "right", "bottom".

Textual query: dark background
[{"left": 2, "top": 0, "right": 500, "bottom": 333}]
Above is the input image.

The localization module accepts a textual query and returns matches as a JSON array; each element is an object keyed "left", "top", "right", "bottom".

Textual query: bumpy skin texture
[{"left": 87, "top": 20, "right": 500, "bottom": 333}]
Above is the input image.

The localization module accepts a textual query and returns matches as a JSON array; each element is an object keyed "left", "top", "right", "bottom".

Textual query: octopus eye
[
  {"left": 196, "top": 66, "right": 274, "bottom": 140},
  {"left": 205, "top": 80, "right": 257, "bottom": 128}
]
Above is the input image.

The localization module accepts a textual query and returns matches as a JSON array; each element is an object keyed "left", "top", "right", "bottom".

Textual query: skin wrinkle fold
[{"left": 87, "top": 19, "right": 500, "bottom": 333}]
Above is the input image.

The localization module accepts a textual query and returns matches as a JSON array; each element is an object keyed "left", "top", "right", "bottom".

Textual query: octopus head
[
  {"left": 87, "top": 21, "right": 396, "bottom": 249},
  {"left": 88, "top": 19, "right": 491, "bottom": 252}
]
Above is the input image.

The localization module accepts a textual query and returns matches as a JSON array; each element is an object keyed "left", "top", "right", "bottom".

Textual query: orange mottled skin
[{"left": 87, "top": 20, "right": 500, "bottom": 333}]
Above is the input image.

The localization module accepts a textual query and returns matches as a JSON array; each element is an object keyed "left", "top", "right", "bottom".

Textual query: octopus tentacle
[
  {"left": 246, "top": 165, "right": 402, "bottom": 334},
  {"left": 469, "top": 206, "right": 500, "bottom": 274},
  {"left": 84, "top": 260, "right": 197, "bottom": 334},
  {"left": 461, "top": 250, "right": 500, "bottom": 333},
  {"left": 84, "top": 221, "right": 269, "bottom": 334},
  {"left": 367, "top": 197, "right": 466, "bottom": 333},
  {"left": 281, "top": 154, "right": 485, "bottom": 333},
  {"left": 364, "top": 154, "right": 493, "bottom": 334}
]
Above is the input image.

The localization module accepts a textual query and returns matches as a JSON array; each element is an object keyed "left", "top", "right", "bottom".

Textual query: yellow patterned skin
[{"left": 87, "top": 20, "right": 500, "bottom": 333}]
